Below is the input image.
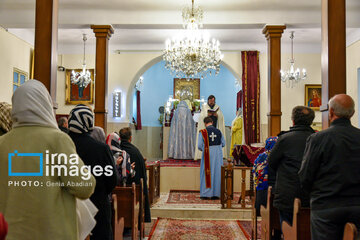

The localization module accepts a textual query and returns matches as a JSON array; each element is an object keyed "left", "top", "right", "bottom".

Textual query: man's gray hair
[{"left": 329, "top": 95, "right": 355, "bottom": 119}]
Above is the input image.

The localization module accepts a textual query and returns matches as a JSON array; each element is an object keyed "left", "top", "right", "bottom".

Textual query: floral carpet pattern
[
  {"left": 148, "top": 218, "right": 251, "bottom": 240},
  {"left": 166, "top": 190, "right": 252, "bottom": 208}
]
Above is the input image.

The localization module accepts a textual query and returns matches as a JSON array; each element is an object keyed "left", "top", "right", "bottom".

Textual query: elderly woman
[
  {"left": 252, "top": 136, "right": 278, "bottom": 215},
  {"left": 68, "top": 104, "right": 118, "bottom": 240},
  {"left": 106, "top": 132, "right": 135, "bottom": 186},
  {"left": 0, "top": 80, "right": 95, "bottom": 240}
]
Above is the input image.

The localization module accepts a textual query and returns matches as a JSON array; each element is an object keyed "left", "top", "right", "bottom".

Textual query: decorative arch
[{"left": 126, "top": 56, "right": 242, "bottom": 122}]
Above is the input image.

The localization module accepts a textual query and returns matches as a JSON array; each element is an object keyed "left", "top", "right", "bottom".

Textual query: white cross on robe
[{"left": 210, "top": 132, "right": 217, "bottom": 141}]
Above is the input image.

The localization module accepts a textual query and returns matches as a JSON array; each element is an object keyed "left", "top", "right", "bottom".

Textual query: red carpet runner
[{"left": 148, "top": 218, "right": 252, "bottom": 240}]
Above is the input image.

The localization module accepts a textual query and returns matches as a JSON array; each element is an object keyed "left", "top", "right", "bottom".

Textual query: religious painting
[
  {"left": 173, "top": 78, "right": 200, "bottom": 102},
  {"left": 305, "top": 84, "right": 322, "bottom": 110},
  {"left": 311, "top": 122, "right": 322, "bottom": 132},
  {"left": 65, "top": 69, "right": 94, "bottom": 105}
]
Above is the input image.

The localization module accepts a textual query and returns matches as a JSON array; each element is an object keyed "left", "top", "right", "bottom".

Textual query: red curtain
[
  {"left": 241, "top": 51, "right": 260, "bottom": 144},
  {"left": 236, "top": 90, "right": 243, "bottom": 111},
  {"left": 136, "top": 90, "right": 142, "bottom": 130}
]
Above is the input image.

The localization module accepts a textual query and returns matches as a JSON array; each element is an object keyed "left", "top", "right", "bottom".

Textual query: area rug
[
  {"left": 148, "top": 218, "right": 251, "bottom": 240},
  {"left": 166, "top": 190, "right": 252, "bottom": 208}
]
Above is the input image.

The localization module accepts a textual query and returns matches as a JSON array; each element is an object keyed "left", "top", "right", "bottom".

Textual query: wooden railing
[{"left": 221, "top": 159, "right": 253, "bottom": 209}]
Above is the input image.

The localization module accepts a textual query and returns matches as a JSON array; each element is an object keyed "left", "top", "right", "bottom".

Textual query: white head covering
[
  {"left": 11, "top": 79, "right": 57, "bottom": 129},
  {"left": 89, "top": 126, "right": 106, "bottom": 143}
]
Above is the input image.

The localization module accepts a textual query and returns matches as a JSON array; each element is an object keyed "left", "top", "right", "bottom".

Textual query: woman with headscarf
[
  {"left": 252, "top": 136, "right": 278, "bottom": 215},
  {"left": 68, "top": 104, "right": 118, "bottom": 240},
  {"left": 0, "top": 102, "right": 12, "bottom": 136},
  {"left": 0, "top": 80, "right": 96, "bottom": 240},
  {"left": 106, "top": 132, "right": 135, "bottom": 186},
  {"left": 89, "top": 126, "right": 106, "bottom": 143}
]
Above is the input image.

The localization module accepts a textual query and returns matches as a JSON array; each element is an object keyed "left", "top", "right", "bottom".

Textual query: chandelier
[
  {"left": 280, "top": 31, "right": 307, "bottom": 88},
  {"left": 71, "top": 34, "right": 91, "bottom": 91},
  {"left": 163, "top": 0, "right": 223, "bottom": 79}
]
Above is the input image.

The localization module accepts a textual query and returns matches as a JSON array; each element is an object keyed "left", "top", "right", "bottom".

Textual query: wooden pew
[
  {"left": 113, "top": 182, "right": 139, "bottom": 240},
  {"left": 135, "top": 179, "right": 145, "bottom": 239},
  {"left": 111, "top": 194, "right": 124, "bottom": 240},
  {"left": 282, "top": 198, "right": 311, "bottom": 240},
  {"left": 260, "top": 186, "right": 281, "bottom": 240},
  {"left": 146, "top": 162, "right": 160, "bottom": 205},
  {"left": 343, "top": 223, "right": 358, "bottom": 240},
  {"left": 251, "top": 188, "right": 258, "bottom": 240}
]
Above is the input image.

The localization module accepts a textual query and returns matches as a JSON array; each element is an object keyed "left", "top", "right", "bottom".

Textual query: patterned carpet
[
  {"left": 159, "top": 159, "right": 200, "bottom": 167},
  {"left": 148, "top": 218, "right": 252, "bottom": 240},
  {"left": 166, "top": 190, "right": 252, "bottom": 208}
]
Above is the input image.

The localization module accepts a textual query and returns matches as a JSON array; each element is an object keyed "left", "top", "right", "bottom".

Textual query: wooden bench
[
  {"left": 112, "top": 182, "right": 139, "bottom": 240},
  {"left": 135, "top": 179, "right": 145, "bottom": 239},
  {"left": 260, "top": 186, "right": 281, "bottom": 240},
  {"left": 343, "top": 223, "right": 358, "bottom": 240},
  {"left": 111, "top": 194, "right": 124, "bottom": 240},
  {"left": 146, "top": 162, "right": 160, "bottom": 205},
  {"left": 282, "top": 198, "right": 311, "bottom": 240}
]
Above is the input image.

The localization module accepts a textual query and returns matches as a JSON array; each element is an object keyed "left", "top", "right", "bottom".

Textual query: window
[{"left": 13, "top": 68, "right": 28, "bottom": 93}]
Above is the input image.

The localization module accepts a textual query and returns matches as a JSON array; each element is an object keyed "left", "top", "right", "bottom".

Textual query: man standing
[
  {"left": 119, "top": 127, "right": 151, "bottom": 222},
  {"left": 198, "top": 117, "right": 225, "bottom": 199},
  {"left": 195, "top": 95, "right": 226, "bottom": 160},
  {"left": 268, "top": 106, "right": 315, "bottom": 225},
  {"left": 168, "top": 100, "right": 196, "bottom": 159},
  {"left": 299, "top": 94, "right": 360, "bottom": 240}
]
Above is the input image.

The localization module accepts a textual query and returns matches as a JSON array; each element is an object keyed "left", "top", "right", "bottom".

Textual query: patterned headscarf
[
  {"left": 106, "top": 132, "right": 121, "bottom": 154},
  {"left": 106, "top": 132, "right": 130, "bottom": 183},
  {"left": 68, "top": 105, "right": 94, "bottom": 133},
  {"left": 265, "top": 136, "right": 278, "bottom": 151},
  {"left": 0, "top": 102, "right": 12, "bottom": 133},
  {"left": 252, "top": 136, "right": 278, "bottom": 190}
]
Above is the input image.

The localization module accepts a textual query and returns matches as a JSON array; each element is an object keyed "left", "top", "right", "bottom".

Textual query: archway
[{"left": 126, "top": 57, "right": 242, "bottom": 124}]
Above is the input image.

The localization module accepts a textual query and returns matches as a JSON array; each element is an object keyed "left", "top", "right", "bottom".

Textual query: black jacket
[
  {"left": 69, "top": 132, "right": 118, "bottom": 240},
  {"left": 268, "top": 125, "right": 315, "bottom": 213},
  {"left": 120, "top": 140, "right": 151, "bottom": 222},
  {"left": 299, "top": 118, "right": 360, "bottom": 210}
]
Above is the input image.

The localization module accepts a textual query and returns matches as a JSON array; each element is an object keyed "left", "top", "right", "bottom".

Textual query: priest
[
  {"left": 168, "top": 101, "right": 196, "bottom": 159},
  {"left": 198, "top": 116, "right": 225, "bottom": 198},
  {"left": 195, "top": 95, "right": 227, "bottom": 160}
]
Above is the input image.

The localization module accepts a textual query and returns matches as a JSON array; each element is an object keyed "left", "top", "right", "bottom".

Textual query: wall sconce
[{"left": 113, "top": 91, "right": 121, "bottom": 117}]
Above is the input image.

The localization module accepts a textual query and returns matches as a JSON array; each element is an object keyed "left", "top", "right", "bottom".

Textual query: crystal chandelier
[
  {"left": 280, "top": 31, "right": 307, "bottom": 88},
  {"left": 71, "top": 34, "right": 91, "bottom": 90},
  {"left": 163, "top": 0, "right": 223, "bottom": 79}
]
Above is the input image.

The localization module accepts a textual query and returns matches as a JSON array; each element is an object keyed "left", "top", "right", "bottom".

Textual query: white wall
[
  {"left": 0, "top": 28, "right": 33, "bottom": 103},
  {"left": 346, "top": 40, "right": 360, "bottom": 127},
  {"left": 258, "top": 53, "right": 322, "bottom": 133},
  {"left": 55, "top": 52, "right": 323, "bottom": 135}
]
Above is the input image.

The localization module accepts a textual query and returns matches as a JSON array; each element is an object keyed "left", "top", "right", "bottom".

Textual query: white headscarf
[{"left": 11, "top": 79, "right": 57, "bottom": 129}]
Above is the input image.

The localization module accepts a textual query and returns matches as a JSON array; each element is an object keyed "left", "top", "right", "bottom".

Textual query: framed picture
[
  {"left": 173, "top": 78, "right": 200, "bottom": 101},
  {"left": 305, "top": 84, "right": 322, "bottom": 110},
  {"left": 65, "top": 69, "right": 94, "bottom": 105}
]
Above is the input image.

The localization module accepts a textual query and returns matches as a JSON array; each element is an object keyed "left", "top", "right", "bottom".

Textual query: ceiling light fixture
[
  {"left": 163, "top": 0, "right": 223, "bottom": 79},
  {"left": 71, "top": 34, "right": 92, "bottom": 96},
  {"left": 280, "top": 31, "right": 307, "bottom": 88}
]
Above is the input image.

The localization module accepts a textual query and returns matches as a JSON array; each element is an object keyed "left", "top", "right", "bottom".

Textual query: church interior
[{"left": 1, "top": 0, "right": 360, "bottom": 239}]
